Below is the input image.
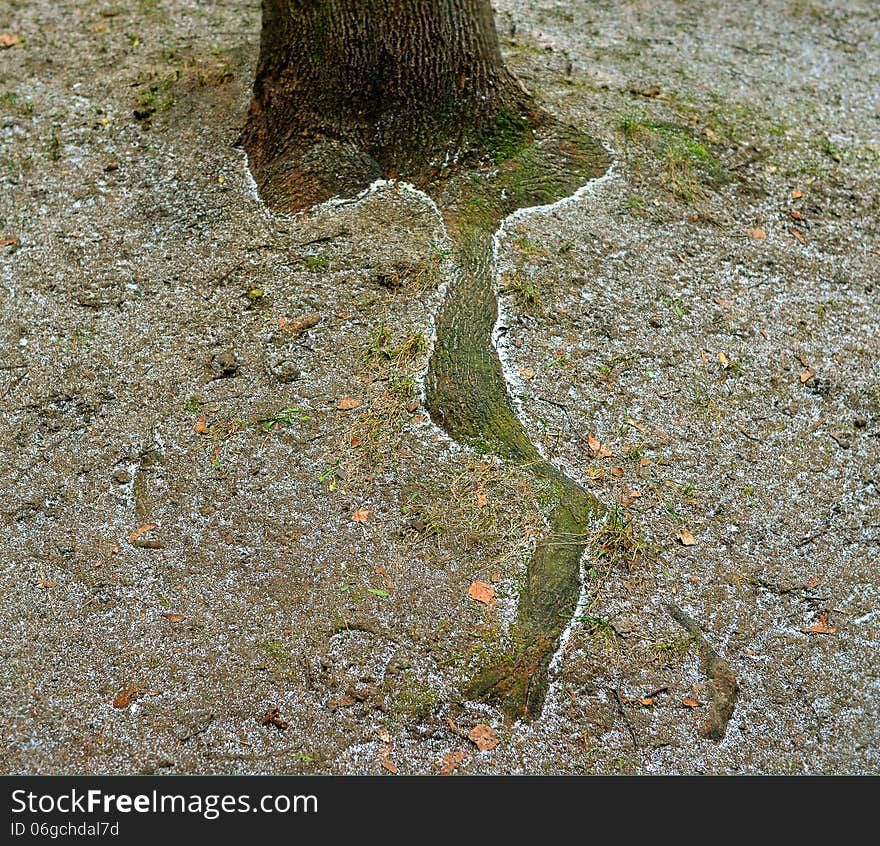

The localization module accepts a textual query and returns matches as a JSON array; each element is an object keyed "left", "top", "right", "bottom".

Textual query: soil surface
[{"left": 1, "top": 0, "right": 878, "bottom": 775}]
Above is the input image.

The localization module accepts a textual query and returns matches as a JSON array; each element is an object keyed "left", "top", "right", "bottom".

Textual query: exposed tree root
[{"left": 666, "top": 603, "right": 739, "bottom": 741}]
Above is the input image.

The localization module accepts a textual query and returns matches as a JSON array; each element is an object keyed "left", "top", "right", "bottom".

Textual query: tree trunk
[{"left": 242, "top": 0, "right": 535, "bottom": 211}]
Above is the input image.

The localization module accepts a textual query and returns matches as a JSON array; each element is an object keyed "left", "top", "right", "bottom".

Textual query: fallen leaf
[
  {"left": 351, "top": 508, "right": 371, "bottom": 523},
  {"left": 410, "top": 414, "right": 427, "bottom": 424},
  {"left": 802, "top": 613, "right": 837, "bottom": 634},
  {"left": 468, "top": 581, "right": 495, "bottom": 606},
  {"left": 588, "top": 433, "right": 612, "bottom": 458},
  {"left": 682, "top": 697, "right": 701, "bottom": 708},
  {"left": 640, "top": 697, "right": 654, "bottom": 707},
  {"left": 380, "top": 751, "right": 398, "bottom": 774},
  {"left": 161, "top": 613, "right": 185, "bottom": 623},
  {"left": 128, "top": 523, "right": 157, "bottom": 544},
  {"left": 490, "top": 570, "right": 501, "bottom": 582},
  {"left": 677, "top": 527, "right": 696, "bottom": 546},
  {"left": 468, "top": 723, "right": 500, "bottom": 751},
  {"left": 193, "top": 416, "right": 208, "bottom": 433},
  {"left": 0, "top": 34, "right": 22, "bottom": 48},
  {"left": 806, "top": 576, "right": 823, "bottom": 589},
  {"left": 621, "top": 489, "right": 642, "bottom": 506},
  {"left": 376, "top": 564, "right": 393, "bottom": 592},
  {"left": 440, "top": 750, "right": 465, "bottom": 775},
  {"left": 610, "top": 466, "right": 625, "bottom": 477},
  {"left": 789, "top": 211, "right": 805, "bottom": 221},
  {"left": 475, "top": 491, "right": 488, "bottom": 508},
  {"left": 718, "top": 351, "right": 730, "bottom": 369},
  {"left": 800, "top": 368, "right": 815, "bottom": 383},
  {"left": 280, "top": 313, "right": 319, "bottom": 334},
  {"left": 260, "top": 708, "right": 289, "bottom": 730},
  {"left": 518, "top": 366, "right": 535, "bottom": 380},
  {"left": 746, "top": 228, "right": 766, "bottom": 240},
  {"left": 625, "top": 417, "right": 648, "bottom": 433},
  {"left": 35, "top": 578, "right": 57, "bottom": 588},
  {"left": 0, "top": 236, "right": 20, "bottom": 247},
  {"left": 113, "top": 686, "right": 139, "bottom": 709},
  {"left": 791, "top": 190, "right": 803, "bottom": 199},
  {"left": 338, "top": 396, "right": 361, "bottom": 411}
]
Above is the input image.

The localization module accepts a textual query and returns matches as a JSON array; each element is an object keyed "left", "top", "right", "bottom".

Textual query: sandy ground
[{"left": 1, "top": 0, "right": 878, "bottom": 775}]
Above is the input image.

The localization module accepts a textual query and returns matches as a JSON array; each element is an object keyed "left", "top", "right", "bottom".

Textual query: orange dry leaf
[
  {"left": 789, "top": 227, "right": 806, "bottom": 244},
  {"left": 468, "top": 581, "right": 495, "bottom": 606},
  {"left": 162, "top": 613, "right": 184, "bottom": 623},
  {"left": 621, "top": 489, "right": 642, "bottom": 506},
  {"left": 113, "top": 686, "right": 139, "bottom": 709},
  {"left": 682, "top": 697, "right": 701, "bottom": 708},
  {"left": 440, "top": 750, "right": 465, "bottom": 775},
  {"left": 129, "top": 523, "right": 157, "bottom": 544},
  {"left": 518, "top": 366, "right": 535, "bottom": 380},
  {"left": 0, "top": 236, "right": 20, "bottom": 247},
  {"left": 718, "top": 351, "right": 730, "bottom": 369},
  {"left": 802, "top": 613, "right": 837, "bottom": 634},
  {"left": 193, "top": 416, "right": 208, "bottom": 433},
  {"left": 468, "top": 724, "right": 500, "bottom": 751},
  {"left": 806, "top": 576, "right": 823, "bottom": 588},
  {"left": 677, "top": 527, "right": 696, "bottom": 546},
  {"left": 475, "top": 491, "right": 488, "bottom": 508},
  {"left": 351, "top": 508, "right": 371, "bottom": 523},
  {"left": 610, "top": 466, "right": 625, "bottom": 477},
  {"left": 792, "top": 190, "right": 803, "bottom": 199},
  {"left": 376, "top": 564, "right": 393, "bottom": 592},
  {"left": 338, "top": 396, "right": 361, "bottom": 410},
  {"left": 640, "top": 697, "right": 654, "bottom": 707},
  {"left": 800, "top": 368, "right": 815, "bottom": 383},
  {"left": 0, "top": 34, "right": 22, "bottom": 48},
  {"left": 746, "top": 228, "right": 766, "bottom": 240},
  {"left": 380, "top": 744, "right": 398, "bottom": 774},
  {"left": 588, "top": 434, "right": 612, "bottom": 458}
]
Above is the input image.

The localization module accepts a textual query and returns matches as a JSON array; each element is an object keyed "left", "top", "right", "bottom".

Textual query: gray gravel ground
[{"left": 1, "top": 0, "right": 877, "bottom": 774}]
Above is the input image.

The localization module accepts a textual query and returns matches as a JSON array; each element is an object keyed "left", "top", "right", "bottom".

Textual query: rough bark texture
[
  {"left": 243, "top": 0, "right": 612, "bottom": 723},
  {"left": 242, "top": 0, "right": 534, "bottom": 211}
]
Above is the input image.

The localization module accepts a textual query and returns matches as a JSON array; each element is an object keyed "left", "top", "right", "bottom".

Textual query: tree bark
[{"left": 242, "top": 0, "right": 535, "bottom": 211}]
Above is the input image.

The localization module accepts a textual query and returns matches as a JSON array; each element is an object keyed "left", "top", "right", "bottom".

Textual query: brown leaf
[
  {"left": 802, "top": 613, "right": 837, "bottom": 635},
  {"left": 376, "top": 564, "right": 393, "bottom": 592},
  {"left": 351, "top": 508, "right": 371, "bottom": 523},
  {"left": 718, "top": 351, "right": 730, "bottom": 369},
  {"left": 800, "top": 368, "right": 815, "bottom": 383},
  {"left": 806, "top": 576, "right": 823, "bottom": 589},
  {"left": 640, "top": 697, "right": 655, "bottom": 707},
  {"left": 0, "top": 34, "right": 22, "bottom": 49},
  {"left": 746, "top": 228, "right": 766, "bottom": 240},
  {"left": 518, "top": 366, "right": 535, "bottom": 380},
  {"left": 610, "top": 466, "right": 625, "bottom": 477},
  {"left": 260, "top": 708, "right": 289, "bottom": 730},
  {"left": 588, "top": 433, "right": 612, "bottom": 458},
  {"left": 161, "top": 613, "right": 185, "bottom": 623},
  {"left": 468, "top": 581, "right": 495, "bottom": 606},
  {"left": 193, "top": 416, "right": 208, "bottom": 433},
  {"left": 380, "top": 752, "right": 398, "bottom": 775},
  {"left": 0, "top": 236, "right": 20, "bottom": 247},
  {"left": 789, "top": 227, "right": 806, "bottom": 244},
  {"left": 475, "top": 491, "right": 488, "bottom": 508},
  {"left": 791, "top": 190, "right": 803, "bottom": 199},
  {"left": 440, "top": 751, "right": 465, "bottom": 775},
  {"left": 682, "top": 697, "right": 701, "bottom": 708},
  {"left": 113, "top": 686, "right": 139, "bottom": 709},
  {"left": 338, "top": 396, "right": 361, "bottom": 410},
  {"left": 128, "top": 523, "right": 157, "bottom": 544},
  {"left": 468, "top": 723, "right": 500, "bottom": 751},
  {"left": 677, "top": 527, "right": 696, "bottom": 546},
  {"left": 620, "top": 489, "right": 642, "bottom": 506},
  {"left": 280, "top": 313, "right": 319, "bottom": 335}
]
